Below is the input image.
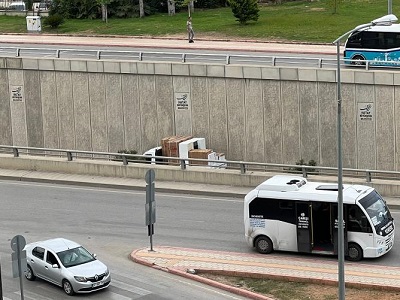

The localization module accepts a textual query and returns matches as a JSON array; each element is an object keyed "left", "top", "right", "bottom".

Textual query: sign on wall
[
  {"left": 175, "top": 92, "right": 190, "bottom": 110},
  {"left": 10, "top": 85, "right": 24, "bottom": 102},
  {"left": 358, "top": 103, "right": 374, "bottom": 121}
]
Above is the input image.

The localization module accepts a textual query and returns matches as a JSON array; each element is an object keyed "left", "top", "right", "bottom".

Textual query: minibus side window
[{"left": 347, "top": 205, "right": 372, "bottom": 233}]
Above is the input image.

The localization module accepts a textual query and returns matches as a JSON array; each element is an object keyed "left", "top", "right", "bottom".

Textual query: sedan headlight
[
  {"left": 74, "top": 276, "right": 87, "bottom": 282},
  {"left": 104, "top": 268, "right": 110, "bottom": 276}
]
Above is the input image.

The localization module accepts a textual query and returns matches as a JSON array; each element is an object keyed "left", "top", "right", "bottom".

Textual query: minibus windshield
[{"left": 359, "top": 191, "right": 393, "bottom": 234}]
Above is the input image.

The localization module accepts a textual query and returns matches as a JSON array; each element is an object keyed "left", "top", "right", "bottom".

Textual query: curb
[{"left": 129, "top": 248, "right": 274, "bottom": 300}]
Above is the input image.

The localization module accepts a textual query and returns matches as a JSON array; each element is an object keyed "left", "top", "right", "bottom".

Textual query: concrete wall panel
[
  {"left": 122, "top": 74, "right": 141, "bottom": 151},
  {"left": 89, "top": 73, "right": 108, "bottom": 152},
  {"left": 318, "top": 82, "right": 337, "bottom": 167},
  {"left": 208, "top": 78, "right": 227, "bottom": 154},
  {"left": 105, "top": 74, "right": 124, "bottom": 152},
  {"left": 139, "top": 75, "right": 158, "bottom": 151},
  {"left": 155, "top": 75, "right": 174, "bottom": 143},
  {"left": 299, "top": 82, "right": 318, "bottom": 163},
  {"left": 40, "top": 71, "right": 59, "bottom": 148},
  {"left": 8, "top": 69, "right": 27, "bottom": 146},
  {"left": 72, "top": 72, "right": 91, "bottom": 151},
  {"left": 281, "top": 81, "right": 300, "bottom": 164},
  {"left": 56, "top": 72, "right": 75, "bottom": 149},
  {"left": 191, "top": 77, "right": 210, "bottom": 143},
  {"left": 263, "top": 80, "right": 282, "bottom": 163},
  {"left": 356, "top": 84, "right": 376, "bottom": 169},
  {"left": 244, "top": 79, "right": 264, "bottom": 162},
  {"left": 24, "top": 70, "right": 44, "bottom": 147},
  {"left": 226, "top": 79, "right": 245, "bottom": 161},
  {"left": 395, "top": 86, "right": 400, "bottom": 171},
  {"left": 375, "top": 86, "right": 395, "bottom": 170},
  {"left": 341, "top": 83, "right": 357, "bottom": 168},
  {"left": 173, "top": 76, "right": 192, "bottom": 136},
  {"left": 0, "top": 69, "right": 12, "bottom": 145}
]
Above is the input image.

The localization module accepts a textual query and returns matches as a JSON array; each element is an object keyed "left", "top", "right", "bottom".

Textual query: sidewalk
[
  {"left": 130, "top": 246, "right": 400, "bottom": 300},
  {"left": 0, "top": 33, "right": 338, "bottom": 55}
]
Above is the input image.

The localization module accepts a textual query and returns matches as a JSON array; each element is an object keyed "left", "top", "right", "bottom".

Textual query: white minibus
[{"left": 244, "top": 175, "right": 395, "bottom": 261}]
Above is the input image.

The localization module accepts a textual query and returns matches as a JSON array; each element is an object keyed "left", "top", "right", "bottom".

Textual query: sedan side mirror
[{"left": 92, "top": 253, "right": 97, "bottom": 259}]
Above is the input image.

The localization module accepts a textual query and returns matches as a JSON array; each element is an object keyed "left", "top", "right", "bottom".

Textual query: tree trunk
[
  {"left": 101, "top": 4, "right": 107, "bottom": 22},
  {"left": 139, "top": 0, "right": 144, "bottom": 18},
  {"left": 167, "top": 0, "right": 175, "bottom": 16}
]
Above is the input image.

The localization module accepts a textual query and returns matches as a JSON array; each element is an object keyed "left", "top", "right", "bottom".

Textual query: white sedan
[{"left": 24, "top": 238, "right": 111, "bottom": 295}]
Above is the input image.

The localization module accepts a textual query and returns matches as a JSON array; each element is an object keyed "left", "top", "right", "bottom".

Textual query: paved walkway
[
  {"left": 0, "top": 33, "right": 338, "bottom": 54},
  {"left": 130, "top": 246, "right": 400, "bottom": 300}
]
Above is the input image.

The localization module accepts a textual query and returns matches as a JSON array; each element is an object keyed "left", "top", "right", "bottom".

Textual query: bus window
[
  {"left": 347, "top": 205, "right": 372, "bottom": 233},
  {"left": 359, "top": 191, "right": 393, "bottom": 235}
]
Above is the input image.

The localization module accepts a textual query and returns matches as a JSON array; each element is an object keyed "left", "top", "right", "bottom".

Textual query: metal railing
[
  {"left": 1, "top": 145, "right": 399, "bottom": 183},
  {"left": 1, "top": 46, "right": 399, "bottom": 70}
]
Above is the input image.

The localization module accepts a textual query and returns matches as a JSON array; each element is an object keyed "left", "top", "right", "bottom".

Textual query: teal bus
[{"left": 344, "top": 24, "right": 400, "bottom": 66}]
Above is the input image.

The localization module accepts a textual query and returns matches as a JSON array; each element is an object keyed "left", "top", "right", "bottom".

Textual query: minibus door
[
  {"left": 332, "top": 204, "right": 348, "bottom": 255},
  {"left": 296, "top": 202, "right": 312, "bottom": 253}
]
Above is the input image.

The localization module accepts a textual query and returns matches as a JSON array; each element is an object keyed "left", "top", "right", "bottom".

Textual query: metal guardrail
[
  {"left": 1, "top": 145, "right": 399, "bottom": 183},
  {"left": 1, "top": 46, "right": 397, "bottom": 70}
]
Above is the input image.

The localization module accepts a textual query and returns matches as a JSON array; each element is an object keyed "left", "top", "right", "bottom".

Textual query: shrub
[{"left": 43, "top": 14, "right": 64, "bottom": 28}]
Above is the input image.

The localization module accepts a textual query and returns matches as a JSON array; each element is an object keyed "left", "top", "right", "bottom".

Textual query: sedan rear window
[{"left": 32, "top": 247, "right": 45, "bottom": 260}]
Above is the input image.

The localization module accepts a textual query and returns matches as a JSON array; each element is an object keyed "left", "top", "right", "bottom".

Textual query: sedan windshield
[{"left": 57, "top": 246, "right": 95, "bottom": 268}]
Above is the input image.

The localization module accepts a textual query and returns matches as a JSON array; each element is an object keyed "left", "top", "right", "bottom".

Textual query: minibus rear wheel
[
  {"left": 347, "top": 243, "right": 363, "bottom": 261},
  {"left": 255, "top": 236, "right": 273, "bottom": 254}
]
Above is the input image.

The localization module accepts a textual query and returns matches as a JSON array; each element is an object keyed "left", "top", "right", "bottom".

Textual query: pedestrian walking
[{"left": 187, "top": 16, "right": 194, "bottom": 43}]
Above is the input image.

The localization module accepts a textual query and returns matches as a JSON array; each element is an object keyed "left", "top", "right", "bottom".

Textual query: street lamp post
[{"left": 333, "top": 14, "right": 397, "bottom": 300}]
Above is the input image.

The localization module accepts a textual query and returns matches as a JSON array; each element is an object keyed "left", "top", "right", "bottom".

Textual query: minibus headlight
[{"left": 377, "top": 239, "right": 385, "bottom": 246}]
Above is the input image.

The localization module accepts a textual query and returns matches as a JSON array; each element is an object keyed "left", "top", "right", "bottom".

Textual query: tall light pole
[
  {"left": 333, "top": 14, "right": 398, "bottom": 300},
  {"left": 388, "top": 0, "right": 392, "bottom": 14}
]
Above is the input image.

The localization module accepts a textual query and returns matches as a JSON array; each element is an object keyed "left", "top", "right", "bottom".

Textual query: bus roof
[
  {"left": 359, "top": 23, "right": 400, "bottom": 33},
  {"left": 250, "top": 175, "right": 374, "bottom": 204}
]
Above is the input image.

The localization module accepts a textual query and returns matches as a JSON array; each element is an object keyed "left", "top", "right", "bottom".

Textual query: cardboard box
[{"left": 189, "top": 149, "right": 212, "bottom": 165}]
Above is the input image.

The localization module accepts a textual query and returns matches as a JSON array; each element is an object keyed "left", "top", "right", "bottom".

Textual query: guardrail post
[
  {"left": 226, "top": 55, "right": 231, "bottom": 65},
  {"left": 366, "top": 61, "right": 370, "bottom": 71},
  {"left": 240, "top": 162, "right": 246, "bottom": 174},
  {"left": 302, "top": 167, "right": 307, "bottom": 178},
  {"left": 271, "top": 57, "right": 276, "bottom": 66},
  {"left": 122, "top": 156, "right": 128, "bottom": 166},
  {"left": 318, "top": 58, "right": 322, "bottom": 68},
  {"left": 56, "top": 49, "right": 60, "bottom": 58},
  {"left": 139, "top": 52, "right": 143, "bottom": 61},
  {"left": 12, "top": 148, "right": 19, "bottom": 157},
  {"left": 366, "top": 170, "right": 372, "bottom": 183},
  {"left": 67, "top": 152, "right": 73, "bottom": 161},
  {"left": 180, "top": 159, "right": 186, "bottom": 170},
  {"left": 16, "top": 48, "right": 20, "bottom": 57},
  {"left": 182, "top": 54, "right": 186, "bottom": 63},
  {"left": 97, "top": 51, "right": 101, "bottom": 60}
]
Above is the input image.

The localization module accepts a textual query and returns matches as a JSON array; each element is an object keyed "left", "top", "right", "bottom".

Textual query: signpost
[
  {"left": 11, "top": 235, "right": 26, "bottom": 300},
  {"left": 145, "top": 170, "right": 156, "bottom": 251}
]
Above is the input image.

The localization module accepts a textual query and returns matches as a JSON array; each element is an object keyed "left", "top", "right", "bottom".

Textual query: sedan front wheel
[{"left": 63, "top": 279, "right": 75, "bottom": 296}]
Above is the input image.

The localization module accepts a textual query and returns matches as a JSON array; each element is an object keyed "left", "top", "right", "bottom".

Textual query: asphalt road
[
  {"left": 0, "top": 180, "right": 248, "bottom": 300},
  {"left": 0, "top": 179, "right": 398, "bottom": 299}
]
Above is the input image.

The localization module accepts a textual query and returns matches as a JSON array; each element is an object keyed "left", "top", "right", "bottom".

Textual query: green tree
[{"left": 228, "top": 0, "right": 259, "bottom": 25}]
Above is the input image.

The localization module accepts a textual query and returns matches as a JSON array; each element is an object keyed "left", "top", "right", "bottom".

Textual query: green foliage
[
  {"left": 50, "top": 0, "right": 100, "bottom": 19},
  {"left": 294, "top": 159, "right": 317, "bottom": 173},
  {"left": 43, "top": 14, "right": 65, "bottom": 28},
  {"left": 114, "top": 149, "right": 144, "bottom": 162},
  {"left": 227, "top": 0, "right": 259, "bottom": 24}
]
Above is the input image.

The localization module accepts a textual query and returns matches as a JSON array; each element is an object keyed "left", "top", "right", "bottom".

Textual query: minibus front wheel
[
  {"left": 255, "top": 236, "right": 273, "bottom": 254},
  {"left": 346, "top": 243, "right": 363, "bottom": 261}
]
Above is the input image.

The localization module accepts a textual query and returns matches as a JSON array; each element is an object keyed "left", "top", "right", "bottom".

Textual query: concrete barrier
[{"left": 1, "top": 154, "right": 400, "bottom": 197}]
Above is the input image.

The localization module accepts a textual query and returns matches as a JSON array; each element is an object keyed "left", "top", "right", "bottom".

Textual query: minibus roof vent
[
  {"left": 256, "top": 175, "right": 307, "bottom": 192},
  {"left": 316, "top": 185, "right": 342, "bottom": 191}
]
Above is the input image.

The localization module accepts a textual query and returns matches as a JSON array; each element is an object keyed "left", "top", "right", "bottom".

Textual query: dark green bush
[{"left": 43, "top": 14, "right": 64, "bottom": 28}]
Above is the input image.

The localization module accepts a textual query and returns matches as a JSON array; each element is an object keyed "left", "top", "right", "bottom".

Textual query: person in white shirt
[{"left": 187, "top": 17, "right": 194, "bottom": 43}]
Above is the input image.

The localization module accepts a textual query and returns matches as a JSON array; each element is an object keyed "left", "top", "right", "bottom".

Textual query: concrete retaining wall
[
  {"left": 1, "top": 57, "right": 400, "bottom": 171},
  {"left": 1, "top": 154, "right": 399, "bottom": 197}
]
